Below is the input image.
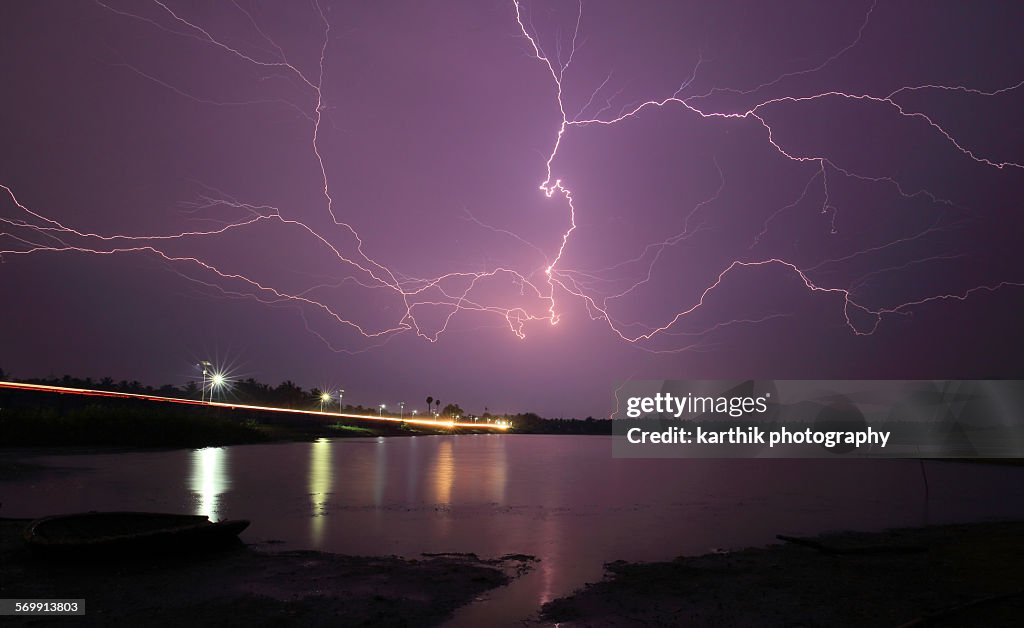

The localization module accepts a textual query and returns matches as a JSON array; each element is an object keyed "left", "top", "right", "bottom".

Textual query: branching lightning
[{"left": 2, "top": 0, "right": 1022, "bottom": 358}]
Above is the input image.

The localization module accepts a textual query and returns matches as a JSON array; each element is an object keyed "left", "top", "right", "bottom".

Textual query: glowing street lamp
[
  {"left": 399, "top": 401, "right": 405, "bottom": 420},
  {"left": 338, "top": 389, "right": 345, "bottom": 412},
  {"left": 209, "top": 372, "right": 226, "bottom": 401},
  {"left": 379, "top": 403, "right": 386, "bottom": 416},
  {"left": 319, "top": 391, "right": 332, "bottom": 412}
]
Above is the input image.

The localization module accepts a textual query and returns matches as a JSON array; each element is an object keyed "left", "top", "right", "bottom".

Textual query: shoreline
[
  {"left": 0, "top": 415, "right": 507, "bottom": 454},
  {"left": 4, "top": 516, "right": 1023, "bottom": 625},
  {"left": 0, "top": 518, "right": 536, "bottom": 627},
  {"left": 541, "top": 520, "right": 1024, "bottom": 626}
]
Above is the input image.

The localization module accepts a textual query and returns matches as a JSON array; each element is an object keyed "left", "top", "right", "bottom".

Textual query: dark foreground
[
  {"left": 0, "top": 519, "right": 534, "bottom": 627},
  {"left": 543, "top": 521, "right": 1024, "bottom": 626},
  {"left": 5, "top": 517, "right": 1024, "bottom": 626}
]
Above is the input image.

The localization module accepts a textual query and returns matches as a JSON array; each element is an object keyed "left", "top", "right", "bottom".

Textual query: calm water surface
[{"left": 4, "top": 435, "right": 1024, "bottom": 626}]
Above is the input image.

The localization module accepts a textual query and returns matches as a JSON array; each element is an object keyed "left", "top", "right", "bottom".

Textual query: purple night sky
[{"left": 2, "top": 1, "right": 1022, "bottom": 418}]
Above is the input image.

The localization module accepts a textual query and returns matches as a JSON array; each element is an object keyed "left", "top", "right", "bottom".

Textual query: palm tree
[
  {"left": 435, "top": 399, "right": 440, "bottom": 415},
  {"left": 426, "top": 396, "right": 433, "bottom": 415}
]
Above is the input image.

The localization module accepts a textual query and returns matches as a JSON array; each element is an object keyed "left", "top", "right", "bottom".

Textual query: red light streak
[{"left": 0, "top": 381, "right": 509, "bottom": 431}]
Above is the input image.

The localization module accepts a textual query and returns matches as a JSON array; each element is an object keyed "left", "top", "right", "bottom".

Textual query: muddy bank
[
  {"left": 0, "top": 519, "right": 534, "bottom": 626},
  {"left": 542, "top": 521, "right": 1024, "bottom": 626}
]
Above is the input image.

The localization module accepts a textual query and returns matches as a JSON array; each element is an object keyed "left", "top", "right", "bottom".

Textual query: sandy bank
[
  {"left": 542, "top": 521, "right": 1024, "bottom": 626},
  {"left": 0, "top": 519, "right": 535, "bottom": 626}
]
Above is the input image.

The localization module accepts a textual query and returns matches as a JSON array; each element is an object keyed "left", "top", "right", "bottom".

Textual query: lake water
[{"left": 4, "top": 434, "right": 1024, "bottom": 625}]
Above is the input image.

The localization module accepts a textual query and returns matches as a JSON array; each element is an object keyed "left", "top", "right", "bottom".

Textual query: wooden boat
[{"left": 23, "top": 511, "right": 250, "bottom": 557}]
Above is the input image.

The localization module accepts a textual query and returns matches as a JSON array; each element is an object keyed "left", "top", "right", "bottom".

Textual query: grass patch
[{"left": 327, "top": 423, "right": 377, "bottom": 436}]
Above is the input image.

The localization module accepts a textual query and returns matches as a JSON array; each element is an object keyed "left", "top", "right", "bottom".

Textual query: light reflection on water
[
  {"left": 374, "top": 437, "right": 386, "bottom": 508},
  {"left": 189, "top": 446, "right": 228, "bottom": 522},
  {"left": 309, "top": 438, "right": 332, "bottom": 545},
  {"left": 433, "top": 439, "right": 455, "bottom": 506},
  {"left": 5, "top": 435, "right": 1024, "bottom": 626}
]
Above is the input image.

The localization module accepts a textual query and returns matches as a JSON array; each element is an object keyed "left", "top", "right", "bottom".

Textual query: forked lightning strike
[{"left": 2, "top": 1, "right": 1021, "bottom": 354}]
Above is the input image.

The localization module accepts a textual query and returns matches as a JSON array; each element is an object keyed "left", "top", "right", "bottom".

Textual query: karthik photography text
[
  {"left": 626, "top": 425, "right": 891, "bottom": 449},
  {"left": 614, "top": 380, "right": 1024, "bottom": 458}
]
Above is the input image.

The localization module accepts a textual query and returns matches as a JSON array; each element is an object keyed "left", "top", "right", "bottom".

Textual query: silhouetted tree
[
  {"left": 157, "top": 384, "right": 179, "bottom": 397},
  {"left": 426, "top": 396, "right": 433, "bottom": 415},
  {"left": 275, "top": 380, "right": 305, "bottom": 408},
  {"left": 442, "top": 403, "right": 464, "bottom": 419}
]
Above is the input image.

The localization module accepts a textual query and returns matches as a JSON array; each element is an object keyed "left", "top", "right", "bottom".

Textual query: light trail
[{"left": 0, "top": 381, "right": 510, "bottom": 431}]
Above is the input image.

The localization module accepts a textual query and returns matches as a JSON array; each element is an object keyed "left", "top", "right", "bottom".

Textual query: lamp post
[
  {"left": 338, "top": 389, "right": 344, "bottom": 413},
  {"left": 319, "top": 391, "right": 332, "bottom": 412},
  {"left": 399, "top": 401, "right": 405, "bottom": 420},
  {"left": 379, "top": 403, "right": 385, "bottom": 416},
  {"left": 199, "top": 361, "right": 212, "bottom": 403}
]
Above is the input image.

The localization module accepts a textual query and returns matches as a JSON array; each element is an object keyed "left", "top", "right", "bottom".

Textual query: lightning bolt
[{"left": 2, "top": 0, "right": 1022, "bottom": 361}]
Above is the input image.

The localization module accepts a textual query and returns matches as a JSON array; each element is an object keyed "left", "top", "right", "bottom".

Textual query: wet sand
[
  {"left": 0, "top": 519, "right": 535, "bottom": 627},
  {"left": 541, "top": 521, "right": 1024, "bottom": 626},
  {"left": 5, "top": 516, "right": 1024, "bottom": 626}
]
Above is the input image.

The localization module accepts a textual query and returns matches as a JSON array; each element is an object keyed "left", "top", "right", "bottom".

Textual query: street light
[
  {"left": 209, "top": 372, "right": 226, "bottom": 401},
  {"left": 338, "top": 389, "right": 344, "bottom": 413},
  {"left": 199, "top": 361, "right": 212, "bottom": 403},
  {"left": 319, "top": 391, "right": 332, "bottom": 412},
  {"left": 379, "top": 403, "right": 385, "bottom": 416},
  {"left": 399, "top": 401, "right": 405, "bottom": 420}
]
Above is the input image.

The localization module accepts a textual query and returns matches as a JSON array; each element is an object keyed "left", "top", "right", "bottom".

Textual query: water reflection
[
  {"left": 189, "top": 447, "right": 228, "bottom": 521},
  {"left": 432, "top": 439, "right": 455, "bottom": 506},
  {"left": 486, "top": 436, "right": 507, "bottom": 505},
  {"left": 374, "top": 437, "right": 387, "bottom": 508},
  {"left": 8, "top": 437, "right": 1024, "bottom": 627},
  {"left": 406, "top": 436, "right": 419, "bottom": 506},
  {"left": 309, "top": 438, "right": 333, "bottom": 546}
]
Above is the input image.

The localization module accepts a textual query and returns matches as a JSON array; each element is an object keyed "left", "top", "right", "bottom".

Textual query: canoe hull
[{"left": 24, "top": 512, "right": 250, "bottom": 558}]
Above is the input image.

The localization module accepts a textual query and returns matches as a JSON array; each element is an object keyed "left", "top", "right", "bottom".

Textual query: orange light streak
[{"left": 0, "top": 381, "right": 510, "bottom": 431}]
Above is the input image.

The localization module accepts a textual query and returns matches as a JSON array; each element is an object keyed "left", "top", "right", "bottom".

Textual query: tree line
[
  {"left": 0, "top": 368, "right": 613, "bottom": 433},
  {"left": 1, "top": 370, "right": 478, "bottom": 419}
]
